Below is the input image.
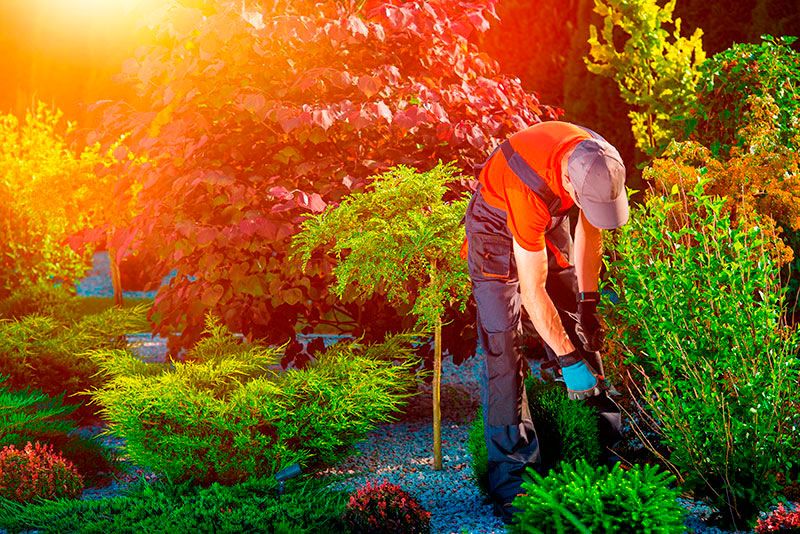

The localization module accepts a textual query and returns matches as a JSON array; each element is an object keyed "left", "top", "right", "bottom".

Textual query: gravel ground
[{"left": 73, "top": 252, "right": 784, "bottom": 533}]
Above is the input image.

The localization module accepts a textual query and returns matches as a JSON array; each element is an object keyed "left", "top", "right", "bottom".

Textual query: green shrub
[
  {"left": 0, "top": 379, "right": 76, "bottom": 448},
  {"left": 0, "top": 282, "right": 79, "bottom": 322},
  {"left": 0, "top": 475, "right": 347, "bottom": 533},
  {"left": 605, "top": 180, "right": 800, "bottom": 526},
  {"left": 525, "top": 378, "right": 602, "bottom": 470},
  {"left": 686, "top": 35, "right": 800, "bottom": 155},
  {"left": 90, "top": 317, "right": 419, "bottom": 485},
  {"left": 467, "top": 407, "right": 489, "bottom": 495},
  {"left": 0, "top": 103, "right": 130, "bottom": 295},
  {"left": 0, "top": 379, "right": 117, "bottom": 486},
  {"left": 0, "top": 306, "right": 148, "bottom": 416},
  {"left": 467, "top": 379, "right": 601, "bottom": 494},
  {"left": 585, "top": 0, "right": 705, "bottom": 156},
  {"left": 509, "top": 459, "right": 686, "bottom": 533}
]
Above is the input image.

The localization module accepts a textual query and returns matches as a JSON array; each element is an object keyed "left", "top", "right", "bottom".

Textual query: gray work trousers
[{"left": 465, "top": 188, "right": 620, "bottom": 504}]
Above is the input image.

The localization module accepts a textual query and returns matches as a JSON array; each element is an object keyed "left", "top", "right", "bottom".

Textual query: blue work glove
[
  {"left": 575, "top": 292, "right": 604, "bottom": 353},
  {"left": 558, "top": 350, "right": 600, "bottom": 400}
]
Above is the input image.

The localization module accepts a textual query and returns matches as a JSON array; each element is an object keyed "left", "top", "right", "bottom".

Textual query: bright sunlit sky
[{"left": 0, "top": 0, "right": 163, "bottom": 119}]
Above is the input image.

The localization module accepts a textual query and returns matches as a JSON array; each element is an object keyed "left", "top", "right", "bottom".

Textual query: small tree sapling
[{"left": 294, "top": 163, "right": 471, "bottom": 470}]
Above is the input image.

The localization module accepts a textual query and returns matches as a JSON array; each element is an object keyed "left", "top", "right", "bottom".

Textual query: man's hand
[{"left": 575, "top": 292, "right": 604, "bottom": 352}]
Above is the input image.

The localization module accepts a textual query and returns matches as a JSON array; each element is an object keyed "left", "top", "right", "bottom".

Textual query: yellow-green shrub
[{"left": 90, "top": 318, "right": 419, "bottom": 485}]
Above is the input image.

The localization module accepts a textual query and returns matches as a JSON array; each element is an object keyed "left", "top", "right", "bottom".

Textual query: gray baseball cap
[{"left": 566, "top": 138, "right": 629, "bottom": 229}]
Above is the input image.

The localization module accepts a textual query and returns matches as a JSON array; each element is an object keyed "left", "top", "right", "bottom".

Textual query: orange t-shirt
[{"left": 478, "top": 121, "right": 590, "bottom": 251}]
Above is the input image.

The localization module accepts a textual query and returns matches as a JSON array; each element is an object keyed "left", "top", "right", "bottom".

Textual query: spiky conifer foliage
[{"left": 90, "top": 316, "right": 420, "bottom": 485}]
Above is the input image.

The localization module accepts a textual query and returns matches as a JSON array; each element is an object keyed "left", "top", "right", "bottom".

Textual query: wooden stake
[{"left": 433, "top": 314, "right": 443, "bottom": 470}]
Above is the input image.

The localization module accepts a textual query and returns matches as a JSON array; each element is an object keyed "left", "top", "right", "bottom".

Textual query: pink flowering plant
[
  {"left": 0, "top": 442, "right": 84, "bottom": 502},
  {"left": 343, "top": 480, "right": 431, "bottom": 533},
  {"left": 756, "top": 503, "right": 800, "bottom": 533}
]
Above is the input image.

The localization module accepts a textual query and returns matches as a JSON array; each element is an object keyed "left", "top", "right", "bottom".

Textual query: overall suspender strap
[{"left": 500, "top": 140, "right": 562, "bottom": 216}]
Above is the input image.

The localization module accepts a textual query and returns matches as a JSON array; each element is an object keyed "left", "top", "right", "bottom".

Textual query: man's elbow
[{"left": 520, "top": 284, "right": 548, "bottom": 315}]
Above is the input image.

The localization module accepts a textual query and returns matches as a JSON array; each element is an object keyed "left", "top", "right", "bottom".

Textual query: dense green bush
[
  {"left": 686, "top": 35, "right": 800, "bottom": 155},
  {"left": 90, "top": 317, "right": 419, "bottom": 485},
  {"left": 509, "top": 459, "right": 686, "bottom": 533},
  {"left": 0, "top": 306, "right": 148, "bottom": 414},
  {"left": 524, "top": 378, "right": 602, "bottom": 470},
  {"left": 0, "top": 379, "right": 76, "bottom": 448},
  {"left": 0, "top": 103, "right": 132, "bottom": 296},
  {"left": 605, "top": 180, "right": 800, "bottom": 526},
  {"left": 0, "top": 282, "right": 79, "bottom": 323},
  {"left": 0, "top": 475, "right": 347, "bottom": 533},
  {"left": 468, "top": 379, "right": 601, "bottom": 494}
]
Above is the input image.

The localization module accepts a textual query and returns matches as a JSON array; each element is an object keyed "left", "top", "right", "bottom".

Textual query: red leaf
[
  {"left": 466, "top": 11, "right": 490, "bottom": 33},
  {"left": 201, "top": 284, "right": 224, "bottom": 307},
  {"left": 436, "top": 122, "right": 453, "bottom": 141},
  {"left": 269, "top": 186, "right": 292, "bottom": 200},
  {"left": 312, "top": 109, "right": 335, "bottom": 131},
  {"left": 109, "top": 228, "right": 137, "bottom": 265},
  {"left": 196, "top": 228, "right": 216, "bottom": 246},
  {"left": 357, "top": 76, "right": 382, "bottom": 98},
  {"left": 466, "top": 123, "right": 486, "bottom": 149},
  {"left": 346, "top": 15, "right": 369, "bottom": 38},
  {"left": 374, "top": 101, "right": 393, "bottom": 124},
  {"left": 307, "top": 193, "right": 327, "bottom": 213}
]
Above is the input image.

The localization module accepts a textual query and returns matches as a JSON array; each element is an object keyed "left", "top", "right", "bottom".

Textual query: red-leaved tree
[{"left": 94, "top": 0, "right": 558, "bottom": 359}]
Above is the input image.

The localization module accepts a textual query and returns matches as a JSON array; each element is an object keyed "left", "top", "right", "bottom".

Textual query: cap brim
[{"left": 580, "top": 193, "right": 629, "bottom": 230}]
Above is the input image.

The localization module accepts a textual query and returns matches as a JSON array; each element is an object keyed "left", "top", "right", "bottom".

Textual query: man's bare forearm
[
  {"left": 521, "top": 287, "right": 575, "bottom": 356},
  {"left": 574, "top": 211, "right": 603, "bottom": 293}
]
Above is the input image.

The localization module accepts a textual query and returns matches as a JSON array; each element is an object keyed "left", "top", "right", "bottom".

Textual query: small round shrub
[
  {"left": 524, "top": 378, "right": 601, "bottom": 469},
  {"left": 756, "top": 503, "right": 800, "bottom": 533},
  {"left": 509, "top": 459, "right": 686, "bottom": 533},
  {"left": 342, "top": 481, "right": 431, "bottom": 534},
  {"left": 0, "top": 442, "right": 84, "bottom": 502}
]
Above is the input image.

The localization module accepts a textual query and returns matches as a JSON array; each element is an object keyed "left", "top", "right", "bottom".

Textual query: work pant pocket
[{"left": 470, "top": 233, "right": 512, "bottom": 280}]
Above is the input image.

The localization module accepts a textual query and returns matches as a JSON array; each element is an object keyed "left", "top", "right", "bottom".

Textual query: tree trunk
[
  {"left": 433, "top": 314, "right": 443, "bottom": 470},
  {"left": 108, "top": 246, "right": 124, "bottom": 307}
]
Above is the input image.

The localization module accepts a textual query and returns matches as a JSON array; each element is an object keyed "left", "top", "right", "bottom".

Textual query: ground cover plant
[
  {"left": 509, "top": 459, "right": 686, "bottom": 533},
  {"left": 0, "top": 475, "right": 348, "bottom": 534},
  {"left": 0, "top": 282, "right": 80, "bottom": 323},
  {"left": 0, "top": 380, "right": 76, "bottom": 448},
  {"left": 756, "top": 503, "right": 800, "bottom": 533},
  {"left": 294, "top": 162, "right": 471, "bottom": 469},
  {"left": 605, "top": 179, "right": 800, "bottom": 527},
  {"left": 90, "top": 317, "right": 419, "bottom": 485},
  {"left": 0, "top": 380, "right": 116, "bottom": 487},
  {"left": 92, "top": 0, "right": 557, "bottom": 359}
]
